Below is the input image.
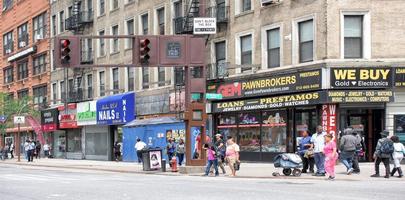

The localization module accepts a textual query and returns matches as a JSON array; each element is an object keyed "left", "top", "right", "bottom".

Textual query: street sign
[
  {"left": 206, "top": 93, "right": 223, "bottom": 100},
  {"left": 0, "top": 115, "right": 7, "bottom": 123},
  {"left": 14, "top": 116, "right": 25, "bottom": 124},
  {"left": 193, "top": 18, "right": 217, "bottom": 34}
]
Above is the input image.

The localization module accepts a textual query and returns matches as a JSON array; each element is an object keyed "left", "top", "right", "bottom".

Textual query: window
[
  {"left": 215, "top": 41, "right": 226, "bottom": 77},
  {"left": 2, "top": 0, "right": 13, "bottom": 11},
  {"left": 111, "top": 25, "right": 119, "bottom": 53},
  {"left": 394, "top": 115, "right": 405, "bottom": 145},
  {"left": 157, "top": 8, "right": 165, "bottom": 35},
  {"left": 142, "top": 67, "right": 149, "bottom": 89},
  {"left": 261, "top": 110, "right": 287, "bottom": 152},
  {"left": 111, "top": 0, "right": 118, "bottom": 10},
  {"left": 99, "top": 0, "right": 105, "bottom": 15},
  {"left": 242, "top": 0, "right": 251, "bottom": 12},
  {"left": 17, "top": 89, "right": 29, "bottom": 100},
  {"left": 68, "top": 6, "right": 73, "bottom": 17},
  {"left": 17, "top": 61, "right": 28, "bottom": 80},
  {"left": 68, "top": 79, "right": 74, "bottom": 95},
  {"left": 60, "top": 81, "right": 66, "bottom": 102},
  {"left": 33, "top": 54, "right": 46, "bottom": 75},
  {"left": 238, "top": 112, "right": 260, "bottom": 152},
  {"left": 59, "top": 11, "right": 64, "bottom": 33},
  {"left": 3, "top": 66, "right": 13, "bottom": 84},
  {"left": 33, "top": 85, "right": 47, "bottom": 105},
  {"left": 127, "top": 67, "right": 134, "bottom": 91},
  {"left": 344, "top": 15, "right": 363, "bottom": 58},
  {"left": 126, "top": 19, "right": 134, "bottom": 49},
  {"left": 98, "top": 30, "right": 105, "bottom": 56},
  {"left": 240, "top": 35, "right": 252, "bottom": 72},
  {"left": 3, "top": 31, "right": 13, "bottom": 55},
  {"left": 267, "top": 28, "right": 280, "bottom": 68},
  {"left": 112, "top": 68, "right": 119, "bottom": 94},
  {"left": 18, "top": 23, "right": 28, "bottom": 48},
  {"left": 173, "top": 1, "right": 182, "bottom": 18},
  {"left": 87, "top": 74, "right": 93, "bottom": 99},
  {"left": 141, "top": 14, "right": 148, "bottom": 35},
  {"left": 52, "top": 15, "right": 57, "bottom": 36},
  {"left": 298, "top": 19, "right": 314, "bottom": 63},
  {"left": 33, "top": 12, "right": 46, "bottom": 41},
  {"left": 158, "top": 67, "right": 165, "bottom": 87},
  {"left": 99, "top": 71, "right": 105, "bottom": 96},
  {"left": 52, "top": 83, "right": 57, "bottom": 104}
]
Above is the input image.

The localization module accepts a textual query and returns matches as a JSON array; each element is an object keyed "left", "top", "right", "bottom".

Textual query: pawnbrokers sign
[
  {"left": 213, "top": 92, "right": 325, "bottom": 113},
  {"left": 327, "top": 90, "right": 393, "bottom": 103},
  {"left": 209, "top": 69, "right": 322, "bottom": 100},
  {"left": 330, "top": 68, "right": 392, "bottom": 88}
]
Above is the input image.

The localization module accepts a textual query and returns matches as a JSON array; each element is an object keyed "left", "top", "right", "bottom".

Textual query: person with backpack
[
  {"left": 214, "top": 134, "right": 226, "bottom": 174},
  {"left": 390, "top": 136, "right": 405, "bottom": 178},
  {"left": 371, "top": 131, "right": 394, "bottom": 178},
  {"left": 203, "top": 143, "right": 219, "bottom": 177},
  {"left": 339, "top": 128, "right": 358, "bottom": 175}
]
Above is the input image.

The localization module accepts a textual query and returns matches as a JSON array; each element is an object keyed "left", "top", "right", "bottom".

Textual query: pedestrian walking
[
  {"left": 311, "top": 125, "right": 326, "bottom": 176},
  {"left": 225, "top": 136, "right": 240, "bottom": 177},
  {"left": 214, "top": 134, "right": 226, "bottom": 174},
  {"left": 176, "top": 139, "right": 185, "bottom": 166},
  {"left": 352, "top": 130, "right": 364, "bottom": 174},
  {"left": 390, "top": 136, "right": 405, "bottom": 178},
  {"left": 114, "top": 141, "right": 121, "bottom": 162},
  {"left": 371, "top": 131, "right": 394, "bottom": 178},
  {"left": 339, "top": 128, "right": 358, "bottom": 175},
  {"left": 43, "top": 143, "right": 50, "bottom": 158},
  {"left": 166, "top": 138, "right": 176, "bottom": 167},
  {"left": 134, "top": 138, "right": 147, "bottom": 163},
  {"left": 4, "top": 144, "right": 9, "bottom": 159},
  {"left": 24, "top": 139, "right": 30, "bottom": 162},
  {"left": 9, "top": 142, "right": 14, "bottom": 159},
  {"left": 324, "top": 134, "right": 338, "bottom": 181},
  {"left": 203, "top": 143, "right": 219, "bottom": 177},
  {"left": 298, "top": 130, "right": 314, "bottom": 174},
  {"left": 35, "top": 141, "right": 41, "bottom": 159}
]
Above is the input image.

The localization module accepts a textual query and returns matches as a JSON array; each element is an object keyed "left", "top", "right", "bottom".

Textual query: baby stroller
[{"left": 272, "top": 153, "right": 303, "bottom": 177}]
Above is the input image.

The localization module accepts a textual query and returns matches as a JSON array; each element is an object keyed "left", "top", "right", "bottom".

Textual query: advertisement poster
[
  {"left": 208, "top": 69, "right": 321, "bottom": 99},
  {"left": 394, "top": 115, "right": 405, "bottom": 144},
  {"left": 58, "top": 104, "right": 78, "bottom": 129},
  {"left": 149, "top": 150, "right": 162, "bottom": 170},
  {"left": 41, "top": 108, "right": 58, "bottom": 132},
  {"left": 77, "top": 100, "right": 97, "bottom": 126},
  {"left": 330, "top": 68, "right": 392, "bottom": 88},
  {"left": 321, "top": 105, "right": 337, "bottom": 139}
]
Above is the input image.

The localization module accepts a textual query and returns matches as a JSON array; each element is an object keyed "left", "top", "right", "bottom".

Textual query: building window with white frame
[
  {"left": 99, "top": 71, "right": 105, "bottom": 96},
  {"left": 126, "top": 19, "right": 134, "bottom": 49},
  {"left": 52, "top": 83, "right": 57, "bottom": 104},
  {"left": 173, "top": 1, "right": 182, "bottom": 18},
  {"left": 344, "top": 15, "right": 363, "bottom": 58},
  {"left": 52, "top": 15, "right": 57, "bottom": 36},
  {"left": 3, "top": 66, "right": 14, "bottom": 84},
  {"left": 60, "top": 81, "right": 65, "bottom": 102},
  {"left": 157, "top": 7, "right": 165, "bottom": 35},
  {"left": 158, "top": 67, "right": 165, "bottom": 87},
  {"left": 87, "top": 74, "right": 93, "bottom": 99},
  {"left": 3, "top": 31, "right": 13, "bottom": 55},
  {"left": 298, "top": 19, "right": 314, "bottom": 63},
  {"left": 240, "top": 35, "right": 252, "bottom": 72},
  {"left": 111, "top": 0, "right": 118, "bottom": 10},
  {"left": 17, "top": 61, "right": 29, "bottom": 80},
  {"left": 33, "top": 85, "right": 47, "bottom": 105},
  {"left": 127, "top": 67, "right": 134, "bottom": 91},
  {"left": 142, "top": 67, "right": 149, "bottom": 89},
  {"left": 33, "top": 54, "right": 46, "bottom": 75},
  {"left": 99, "top": 0, "right": 105, "bottom": 16},
  {"left": 112, "top": 68, "right": 119, "bottom": 94},
  {"left": 111, "top": 25, "right": 119, "bottom": 53},
  {"left": 242, "top": 0, "right": 251, "bottom": 12},
  {"left": 59, "top": 11, "right": 64, "bottom": 33},
  {"left": 267, "top": 28, "right": 280, "bottom": 68},
  {"left": 98, "top": 30, "right": 105, "bottom": 56},
  {"left": 18, "top": 23, "right": 28, "bottom": 49},
  {"left": 141, "top": 13, "right": 148, "bottom": 35},
  {"left": 215, "top": 41, "right": 226, "bottom": 78}
]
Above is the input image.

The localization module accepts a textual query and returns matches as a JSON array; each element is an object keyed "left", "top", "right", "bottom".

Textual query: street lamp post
[{"left": 15, "top": 104, "right": 29, "bottom": 162}]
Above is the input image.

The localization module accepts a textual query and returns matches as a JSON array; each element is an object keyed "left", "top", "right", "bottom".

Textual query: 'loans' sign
[{"left": 193, "top": 18, "right": 216, "bottom": 34}]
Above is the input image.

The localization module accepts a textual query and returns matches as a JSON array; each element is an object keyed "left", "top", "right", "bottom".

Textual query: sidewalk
[{"left": 1, "top": 158, "right": 404, "bottom": 181}]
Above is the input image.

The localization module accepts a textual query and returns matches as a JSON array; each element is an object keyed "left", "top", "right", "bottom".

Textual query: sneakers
[
  {"left": 384, "top": 175, "right": 389, "bottom": 179},
  {"left": 327, "top": 176, "right": 335, "bottom": 181},
  {"left": 370, "top": 174, "right": 380, "bottom": 177},
  {"left": 347, "top": 168, "right": 354, "bottom": 175}
]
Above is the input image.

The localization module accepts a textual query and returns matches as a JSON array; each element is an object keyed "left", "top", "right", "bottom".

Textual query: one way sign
[{"left": 14, "top": 116, "right": 25, "bottom": 124}]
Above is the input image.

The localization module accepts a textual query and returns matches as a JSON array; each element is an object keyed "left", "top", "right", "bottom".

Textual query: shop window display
[
  {"left": 67, "top": 130, "right": 82, "bottom": 153},
  {"left": 394, "top": 115, "right": 405, "bottom": 145},
  {"left": 238, "top": 112, "right": 261, "bottom": 152},
  {"left": 217, "top": 114, "right": 238, "bottom": 140},
  {"left": 261, "top": 110, "right": 287, "bottom": 152}
]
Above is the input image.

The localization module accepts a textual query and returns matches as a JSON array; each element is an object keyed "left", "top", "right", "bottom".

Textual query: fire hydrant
[{"left": 171, "top": 156, "right": 178, "bottom": 172}]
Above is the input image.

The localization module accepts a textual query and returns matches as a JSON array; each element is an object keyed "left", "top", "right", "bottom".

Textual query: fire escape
[{"left": 174, "top": 0, "right": 201, "bottom": 34}]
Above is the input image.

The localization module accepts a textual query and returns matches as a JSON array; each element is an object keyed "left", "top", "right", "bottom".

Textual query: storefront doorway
[{"left": 340, "top": 107, "right": 384, "bottom": 161}]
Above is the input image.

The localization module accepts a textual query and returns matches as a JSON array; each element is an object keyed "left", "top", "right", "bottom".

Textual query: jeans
[
  {"left": 314, "top": 152, "right": 325, "bottom": 174},
  {"left": 375, "top": 157, "right": 390, "bottom": 176},
  {"left": 300, "top": 155, "right": 314, "bottom": 173},
  {"left": 352, "top": 153, "right": 360, "bottom": 173},
  {"left": 168, "top": 152, "right": 174, "bottom": 166},
  {"left": 27, "top": 150, "right": 33, "bottom": 162},
  {"left": 136, "top": 151, "right": 143, "bottom": 163},
  {"left": 205, "top": 159, "right": 219, "bottom": 176},
  {"left": 177, "top": 153, "right": 184, "bottom": 166},
  {"left": 340, "top": 151, "right": 355, "bottom": 171}
]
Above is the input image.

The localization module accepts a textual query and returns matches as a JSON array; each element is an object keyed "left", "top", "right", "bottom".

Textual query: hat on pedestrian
[
  {"left": 215, "top": 134, "right": 222, "bottom": 137},
  {"left": 380, "top": 130, "right": 389, "bottom": 137}
]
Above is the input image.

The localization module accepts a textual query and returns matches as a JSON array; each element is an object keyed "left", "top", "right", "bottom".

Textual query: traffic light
[
  {"left": 61, "top": 39, "right": 71, "bottom": 64},
  {"left": 139, "top": 38, "right": 151, "bottom": 64}
]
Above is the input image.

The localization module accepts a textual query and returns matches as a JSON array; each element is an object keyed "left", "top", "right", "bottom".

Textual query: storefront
[
  {"left": 77, "top": 100, "right": 110, "bottom": 161},
  {"left": 58, "top": 103, "right": 81, "bottom": 159},
  {"left": 386, "top": 67, "right": 405, "bottom": 145},
  {"left": 96, "top": 92, "right": 135, "bottom": 160},
  {"left": 40, "top": 108, "right": 60, "bottom": 158},
  {"left": 208, "top": 66, "right": 396, "bottom": 162}
]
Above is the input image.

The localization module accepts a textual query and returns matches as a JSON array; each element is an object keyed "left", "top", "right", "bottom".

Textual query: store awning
[
  {"left": 124, "top": 117, "right": 183, "bottom": 128},
  {"left": 96, "top": 92, "right": 135, "bottom": 125}
]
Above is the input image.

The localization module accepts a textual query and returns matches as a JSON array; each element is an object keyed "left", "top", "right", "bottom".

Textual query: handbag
[
  {"left": 304, "top": 149, "right": 314, "bottom": 158},
  {"left": 233, "top": 161, "right": 240, "bottom": 171}
]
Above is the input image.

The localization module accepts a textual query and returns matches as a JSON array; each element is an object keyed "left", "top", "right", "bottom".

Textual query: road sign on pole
[{"left": 14, "top": 116, "right": 25, "bottom": 124}]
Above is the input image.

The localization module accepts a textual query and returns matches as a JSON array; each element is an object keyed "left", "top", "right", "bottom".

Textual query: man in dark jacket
[
  {"left": 339, "top": 128, "right": 358, "bottom": 175},
  {"left": 371, "top": 131, "right": 393, "bottom": 178}
]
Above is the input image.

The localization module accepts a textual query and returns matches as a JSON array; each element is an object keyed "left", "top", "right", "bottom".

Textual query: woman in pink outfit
[{"left": 323, "top": 134, "right": 338, "bottom": 180}]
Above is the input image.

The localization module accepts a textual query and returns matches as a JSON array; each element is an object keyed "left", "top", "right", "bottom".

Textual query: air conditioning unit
[
  {"left": 19, "top": 41, "right": 26, "bottom": 47},
  {"left": 262, "top": 0, "right": 279, "bottom": 6},
  {"left": 35, "top": 34, "right": 43, "bottom": 41},
  {"left": 5, "top": 49, "right": 11, "bottom": 54}
]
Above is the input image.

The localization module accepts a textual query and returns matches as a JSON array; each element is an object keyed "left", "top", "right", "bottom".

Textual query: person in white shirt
[
  {"left": 311, "top": 125, "right": 326, "bottom": 176},
  {"left": 43, "top": 143, "right": 50, "bottom": 158},
  {"left": 134, "top": 138, "right": 147, "bottom": 163},
  {"left": 24, "top": 139, "right": 30, "bottom": 162},
  {"left": 390, "top": 136, "right": 405, "bottom": 178}
]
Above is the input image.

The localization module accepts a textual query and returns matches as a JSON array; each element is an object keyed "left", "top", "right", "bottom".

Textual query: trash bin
[{"left": 141, "top": 148, "right": 163, "bottom": 171}]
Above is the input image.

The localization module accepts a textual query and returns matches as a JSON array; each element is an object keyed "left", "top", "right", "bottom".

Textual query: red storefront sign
[
  {"left": 321, "top": 104, "right": 338, "bottom": 139},
  {"left": 58, "top": 104, "right": 79, "bottom": 129}
]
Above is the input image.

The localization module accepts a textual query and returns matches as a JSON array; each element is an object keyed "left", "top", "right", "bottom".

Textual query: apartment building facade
[
  {"left": 0, "top": 0, "right": 50, "bottom": 144},
  {"left": 206, "top": 0, "right": 405, "bottom": 161}
]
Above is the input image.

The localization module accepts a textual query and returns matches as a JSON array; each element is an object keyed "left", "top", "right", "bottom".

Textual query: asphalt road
[{"left": 0, "top": 165, "right": 404, "bottom": 200}]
